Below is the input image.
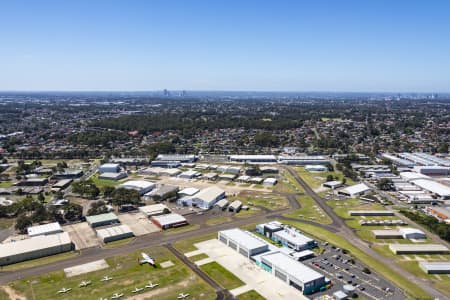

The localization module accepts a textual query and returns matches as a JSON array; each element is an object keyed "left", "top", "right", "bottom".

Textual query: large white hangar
[
  {"left": 218, "top": 228, "right": 269, "bottom": 258},
  {"left": 117, "top": 180, "right": 155, "bottom": 195},
  {"left": 0, "top": 232, "right": 73, "bottom": 266},
  {"left": 419, "top": 261, "right": 450, "bottom": 274}
]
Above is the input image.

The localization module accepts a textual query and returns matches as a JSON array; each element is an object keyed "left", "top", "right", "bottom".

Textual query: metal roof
[
  {"left": 389, "top": 244, "right": 448, "bottom": 252},
  {"left": 27, "top": 222, "right": 62, "bottom": 237},
  {"left": 96, "top": 225, "right": 133, "bottom": 239},
  {"left": 86, "top": 212, "right": 118, "bottom": 224},
  {"left": 0, "top": 232, "right": 71, "bottom": 258},
  {"left": 117, "top": 180, "right": 155, "bottom": 190},
  {"left": 138, "top": 204, "right": 169, "bottom": 215},
  {"left": 261, "top": 251, "right": 324, "bottom": 283},
  {"left": 411, "top": 179, "right": 450, "bottom": 197},
  {"left": 419, "top": 261, "right": 450, "bottom": 271},
  {"left": 220, "top": 228, "right": 268, "bottom": 251},
  {"left": 151, "top": 213, "right": 187, "bottom": 226},
  {"left": 193, "top": 186, "right": 225, "bottom": 205},
  {"left": 339, "top": 183, "right": 370, "bottom": 195},
  {"left": 273, "top": 228, "right": 313, "bottom": 245}
]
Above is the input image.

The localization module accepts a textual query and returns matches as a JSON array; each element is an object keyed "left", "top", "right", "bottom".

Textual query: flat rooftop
[
  {"left": 220, "top": 228, "right": 268, "bottom": 250},
  {"left": 0, "top": 232, "right": 71, "bottom": 258}
]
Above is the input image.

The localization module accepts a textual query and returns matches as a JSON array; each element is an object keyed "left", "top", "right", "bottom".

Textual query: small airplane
[
  {"left": 177, "top": 293, "right": 190, "bottom": 299},
  {"left": 131, "top": 287, "right": 144, "bottom": 293},
  {"left": 57, "top": 287, "right": 72, "bottom": 294},
  {"left": 139, "top": 252, "right": 156, "bottom": 267},
  {"left": 111, "top": 293, "right": 124, "bottom": 299},
  {"left": 79, "top": 280, "right": 92, "bottom": 287},
  {"left": 145, "top": 282, "right": 159, "bottom": 289},
  {"left": 101, "top": 276, "right": 113, "bottom": 282},
  {"left": 98, "top": 298, "right": 108, "bottom": 300}
]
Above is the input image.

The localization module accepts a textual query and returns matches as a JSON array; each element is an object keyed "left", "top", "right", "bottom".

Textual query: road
[{"left": 285, "top": 166, "right": 447, "bottom": 300}]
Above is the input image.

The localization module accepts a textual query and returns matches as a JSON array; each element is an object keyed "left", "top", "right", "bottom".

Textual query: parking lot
[{"left": 306, "top": 243, "right": 405, "bottom": 300}]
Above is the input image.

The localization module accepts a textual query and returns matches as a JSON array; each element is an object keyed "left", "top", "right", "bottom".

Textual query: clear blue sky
[{"left": 1, "top": 0, "right": 450, "bottom": 92}]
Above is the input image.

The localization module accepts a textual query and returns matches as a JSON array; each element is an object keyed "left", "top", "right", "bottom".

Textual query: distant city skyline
[{"left": 1, "top": 0, "right": 450, "bottom": 92}]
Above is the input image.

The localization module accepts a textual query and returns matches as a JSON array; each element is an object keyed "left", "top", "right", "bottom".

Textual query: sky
[{"left": 1, "top": 0, "right": 450, "bottom": 92}]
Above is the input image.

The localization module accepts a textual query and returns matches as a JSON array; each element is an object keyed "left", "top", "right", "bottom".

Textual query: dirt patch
[{"left": 0, "top": 285, "right": 27, "bottom": 300}]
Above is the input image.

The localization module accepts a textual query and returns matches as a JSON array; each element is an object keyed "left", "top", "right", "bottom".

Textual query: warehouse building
[
  {"left": 144, "top": 184, "right": 179, "bottom": 201},
  {"left": 278, "top": 156, "right": 330, "bottom": 165},
  {"left": 178, "top": 187, "right": 199, "bottom": 198},
  {"left": 185, "top": 186, "right": 226, "bottom": 209},
  {"left": 86, "top": 212, "right": 119, "bottom": 228},
  {"left": 263, "top": 178, "right": 277, "bottom": 186},
  {"left": 151, "top": 213, "right": 188, "bottom": 230},
  {"left": 372, "top": 230, "right": 403, "bottom": 239},
  {"left": 16, "top": 178, "right": 48, "bottom": 186},
  {"left": 413, "top": 166, "right": 450, "bottom": 176},
  {"left": 179, "top": 170, "right": 201, "bottom": 179},
  {"left": 381, "top": 153, "right": 415, "bottom": 167},
  {"left": 419, "top": 261, "right": 450, "bottom": 274},
  {"left": 228, "top": 200, "right": 242, "bottom": 212},
  {"left": 117, "top": 180, "right": 155, "bottom": 195},
  {"left": 399, "top": 228, "right": 426, "bottom": 239},
  {"left": 98, "top": 172, "right": 128, "bottom": 181},
  {"left": 218, "top": 173, "right": 237, "bottom": 181},
  {"left": 150, "top": 160, "right": 181, "bottom": 168},
  {"left": 203, "top": 172, "right": 218, "bottom": 181},
  {"left": 389, "top": 244, "right": 449, "bottom": 255},
  {"left": 399, "top": 171, "right": 431, "bottom": 182},
  {"left": 410, "top": 179, "right": 450, "bottom": 200},
  {"left": 139, "top": 167, "right": 181, "bottom": 177},
  {"left": 96, "top": 225, "right": 134, "bottom": 243},
  {"left": 53, "top": 179, "right": 73, "bottom": 190},
  {"left": 322, "top": 180, "right": 343, "bottom": 189},
  {"left": 229, "top": 155, "right": 277, "bottom": 164},
  {"left": 98, "top": 163, "right": 121, "bottom": 174},
  {"left": 139, "top": 203, "right": 170, "bottom": 217},
  {"left": 0, "top": 232, "right": 73, "bottom": 266},
  {"left": 27, "top": 222, "right": 63, "bottom": 237},
  {"left": 258, "top": 251, "right": 326, "bottom": 294},
  {"left": 338, "top": 183, "right": 371, "bottom": 197},
  {"left": 218, "top": 228, "right": 269, "bottom": 258},
  {"left": 349, "top": 210, "right": 394, "bottom": 216},
  {"left": 272, "top": 227, "right": 316, "bottom": 251},
  {"left": 425, "top": 206, "right": 450, "bottom": 224},
  {"left": 155, "top": 154, "right": 197, "bottom": 163},
  {"left": 53, "top": 169, "right": 83, "bottom": 179},
  {"left": 214, "top": 199, "right": 229, "bottom": 210}
]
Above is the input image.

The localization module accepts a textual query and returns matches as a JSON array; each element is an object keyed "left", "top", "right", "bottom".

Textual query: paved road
[
  {"left": 285, "top": 166, "right": 447, "bottom": 300},
  {"left": 165, "top": 244, "right": 234, "bottom": 300}
]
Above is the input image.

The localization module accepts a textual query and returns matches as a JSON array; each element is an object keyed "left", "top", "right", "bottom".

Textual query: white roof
[
  {"left": 180, "top": 170, "right": 199, "bottom": 176},
  {"left": 400, "top": 172, "right": 431, "bottom": 181},
  {"left": 138, "top": 204, "right": 169, "bottom": 215},
  {"left": 263, "top": 178, "right": 277, "bottom": 184},
  {"left": 411, "top": 179, "right": 450, "bottom": 197},
  {"left": 151, "top": 213, "right": 186, "bottom": 226},
  {"left": 27, "top": 222, "right": 62, "bottom": 236},
  {"left": 117, "top": 180, "right": 155, "bottom": 190},
  {"left": 229, "top": 200, "right": 242, "bottom": 209},
  {"left": 230, "top": 155, "right": 277, "bottom": 160},
  {"left": 324, "top": 180, "right": 342, "bottom": 186},
  {"left": 193, "top": 186, "right": 225, "bottom": 204},
  {"left": 419, "top": 261, "right": 450, "bottom": 271},
  {"left": 261, "top": 251, "right": 323, "bottom": 283},
  {"left": 178, "top": 187, "right": 200, "bottom": 196},
  {"left": 220, "top": 228, "right": 268, "bottom": 250},
  {"left": 399, "top": 228, "right": 425, "bottom": 235},
  {"left": 389, "top": 244, "right": 448, "bottom": 252},
  {"left": 100, "top": 163, "right": 120, "bottom": 168},
  {"left": 0, "top": 232, "right": 71, "bottom": 258},
  {"left": 340, "top": 183, "right": 370, "bottom": 195},
  {"left": 86, "top": 212, "right": 118, "bottom": 224},
  {"left": 96, "top": 225, "right": 133, "bottom": 239},
  {"left": 274, "top": 229, "right": 313, "bottom": 245}
]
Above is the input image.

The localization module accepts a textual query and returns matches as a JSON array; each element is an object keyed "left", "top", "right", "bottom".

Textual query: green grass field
[
  {"left": 0, "top": 181, "right": 13, "bottom": 188},
  {"left": 228, "top": 192, "right": 289, "bottom": 211},
  {"left": 237, "top": 290, "right": 266, "bottom": 300},
  {"left": 206, "top": 216, "right": 233, "bottom": 226},
  {"left": 279, "top": 219, "right": 430, "bottom": 300},
  {"left": 0, "top": 217, "right": 14, "bottom": 229},
  {"left": 199, "top": 262, "right": 244, "bottom": 290},
  {"left": 187, "top": 253, "right": 209, "bottom": 262},
  {"left": 283, "top": 194, "right": 332, "bottom": 224},
  {"left": 90, "top": 174, "right": 126, "bottom": 188},
  {"left": 9, "top": 246, "right": 215, "bottom": 300},
  {"left": 294, "top": 167, "right": 355, "bottom": 189},
  {"left": 173, "top": 233, "right": 218, "bottom": 253}
]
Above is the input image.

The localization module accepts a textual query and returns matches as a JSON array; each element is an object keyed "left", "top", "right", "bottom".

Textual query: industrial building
[
  {"left": 0, "top": 232, "right": 73, "bottom": 266},
  {"left": 228, "top": 200, "right": 242, "bottom": 212},
  {"left": 98, "top": 163, "right": 121, "bottom": 174},
  {"left": 218, "top": 228, "right": 269, "bottom": 257},
  {"left": 27, "top": 222, "right": 63, "bottom": 237},
  {"left": 256, "top": 221, "right": 284, "bottom": 238},
  {"left": 179, "top": 170, "right": 201, "bottom": 179},
  {"left": 263, "top": 178, "right": 277, "bottom": 186},
  {"left": 52, "top": 179, "right": 73, "bottom": 190},
  {"left": 53, "top": 169, "right": 83, "bottom": 179},
  {"left": 351, "top": 164, "right": 391, "bottom": 173},
  {"left": 229, "top": 155, "right": 277, "bottom": 164},
  {"left": 139, "top": 167, "right": 181, "bottom": 177},
  {"left": 86, "top": 212, "right": 119, "bottom": 228},
  {"left": 372, "top": 230, "right": 403, "bottom": 239},
  {"left": 98, "top": 172, "right": 128, "bottom": 181},
  {"left": 144, "top": 184, "right": 179, "bottom": 201},
  {"left": 218, "top": 173, "right": 237, "bottom": 181},
  {"left": 322, "top": 180, "right": 343, "bottom": 189},
  {"left": 178, "top": 187, "right": 199, "bottom": 198},
  {"left": 381, "top": 153, "right": 415, "bottom": 167},
  {"left": 185, "top": 186, "right": 226, "bottom": 209},
  {"left": 155, "top": 154, "right": 197, "bottom": 163},
  {"left": 257, "top": 251, "right": 326, "bottom": 294},
  {"left": 96, "top": 225, "right": 134, "bottom": 243},
  {"left": 389, "top": 244, "right": 449, "bottom": 255},
  {"left": 138, "top": 203, "right": 170, "bottom": 217},
  {"left": 16, "top": 178, "right": 48, "bottom": 186},
  {"left": 399, "top": 228, "right": 426, "bottom": 239},
  {"left": 425, "top": 206, "right": 450, "bottom": 224},
  {"left": 272, "top": 227, "right": 316, "bottom": 251},
  {"left": 338, "top": 183, "right": 371, "bottom": 197},
  {"left": 413, "top": 166, "right": 450, "bottom": 176},
  {"left": 151, "top": 213, "right": 188, "bottom": 229},
  {"left": 215, "top": 199, "right": 229, "bottom": 210},
  {"left": 278, "top": 156, "right": 330, "bottom": 165},
  {"left": 399, "top": 171, "right": 431, "bottom": 181},
  {"left": 150, "top": 160, "right": 181, "bottom": 168},
  {"left": 349, "top": 210, "right": 394, "bottom": 216},
  {"left": 419, "top": 261, "right": 450, "bottom": 274},
  {"left": 410, "top": 179, "right": 450, "bottom": 200},
  {"left": 117, "top": 180, "right": 155, "bottom": 195}
]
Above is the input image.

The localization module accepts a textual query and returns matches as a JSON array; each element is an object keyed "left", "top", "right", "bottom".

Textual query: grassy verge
[
  {"left": 0, "top": 251, "right": 79, "bottom": 271},
  {"left": 9, "top": 246, "right": 215, "bottom": 300},
  {"left": 206, "top": 216, "right": 233, "bottom": 226},
  {"left": 0, "top": 218, "right": 14, "bottom": 229},
  {"left": 294, "top": 167, "right": 355, "bottom": 188},
  {"left": 163, "top": 224, "right": 200, "bottom": 235},
  {"left": 90, "top": 174, "right": 125, "bottom": 188},
  {"left": 279, "top": 220, "right": 430, "bottom": 299},
  {"left": 187, "top": 253, "right": 209, "bottom": 262},
  {"left": 0, "top": 181, "right": 13, "bottom": 187},
  {"left": 172, "top": 233, "right": 218, "bottom": 253},
  {"left": 283, "top": 194, "right": 332, "bottom": 224},
  {"left": 237, "top": 290, "right": 266, "bottom": 300},
  {"left": 200, "top": 262, "right": 244, "bottom": 289}
]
